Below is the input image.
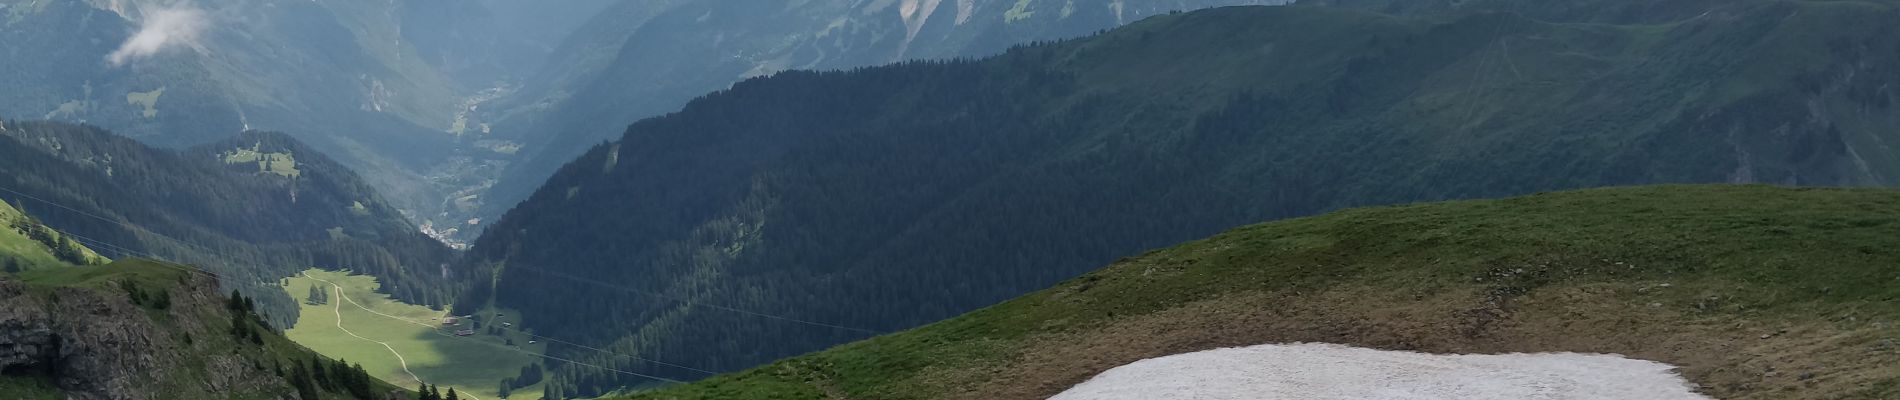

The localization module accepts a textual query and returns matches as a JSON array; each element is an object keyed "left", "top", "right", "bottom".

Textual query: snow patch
[{"left": 1052, "top": 343, "right": 1711, "bottom": 400}]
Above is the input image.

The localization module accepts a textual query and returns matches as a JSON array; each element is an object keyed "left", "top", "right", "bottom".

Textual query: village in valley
[{"left": 437, "top": 312, "right": 534, "bottom": 345}]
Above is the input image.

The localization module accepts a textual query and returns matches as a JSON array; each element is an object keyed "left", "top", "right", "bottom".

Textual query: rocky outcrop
[
  {"left": 0, "top": 280, "right": 57, "bottom": 374},
  {"left": 0, "top": 277, "right": 168, "bottom": 399},
  {"left": 0, "top": 272, "right": 323, "bottom": 400}
]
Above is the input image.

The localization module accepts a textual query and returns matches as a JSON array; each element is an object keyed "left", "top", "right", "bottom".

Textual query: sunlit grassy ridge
[
  {"left": 284, "top": 269, "right": 547, "bottom": 399},
  {"left": 619, "top": 185, "right": 1900, "bottom": 399},
  {"left": 0, "top": 199, "right": 106, "bottom": 270}
]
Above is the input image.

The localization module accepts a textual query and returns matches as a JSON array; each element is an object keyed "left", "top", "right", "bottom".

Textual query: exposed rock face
[
  {"left": 0, "top": 280, "right": 58, "bottom": 374},
  {"left": 0, "top": 274, "right": 323, "bottom": 400},
  {"left": 0, "top": 318, "right": 55, "bottom": 371},
  {"left": 0, "top": 277, "right": 165, "bottom": 399}
]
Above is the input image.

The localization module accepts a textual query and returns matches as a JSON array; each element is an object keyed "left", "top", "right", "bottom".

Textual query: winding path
[
  {"left": 308, "top": 275, "right": 423, "bottom": 385},
  {"left": 304, "top": 272, "right": 484, "bottom": 400}
]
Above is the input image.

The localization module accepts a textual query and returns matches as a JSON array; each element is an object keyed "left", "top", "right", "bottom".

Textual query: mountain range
[
  {"left": 469, "top": 0, "right": 1291, "bottom": 231},
  {"left": 0, "top": 0, "right": 486, "bottom": 243},
  {"left": 0, "top": 0, "right": 1291, "bottom": 246},
  {"left": 458, "top": 1, "right": 1900, "bottom": 395},
  {"left": 5, "top": 0, "right": 1900, "bottom": 398}
]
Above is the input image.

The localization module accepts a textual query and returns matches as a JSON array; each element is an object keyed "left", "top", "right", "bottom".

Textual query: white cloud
[{"left": 106, "top": 5, "right": 210, "bottom": 67}]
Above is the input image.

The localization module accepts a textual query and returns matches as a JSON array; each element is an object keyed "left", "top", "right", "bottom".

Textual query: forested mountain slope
[
  {"left": 464, "top": 2, "right": 1900, "bottom": 396},
  {"left": 614, "top": 185, "right": 1900, "bottom": 400},
  {"left": 0, "top": 0, "right": 459, "bottom": 144},
  {"left": 0, "top": 120, "right": 456, "bottom": 326},
  {"left": 470, "top": 0, "right": 1289, "bottom": 235},
  {"left": 0, "top": 0, "right": 1297, "bottom": 242},
  {"left": 0, "top": 0, "right": 588, "bottom": 238}
]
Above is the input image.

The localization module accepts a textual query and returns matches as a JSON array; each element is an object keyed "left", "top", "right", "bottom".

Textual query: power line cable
[
  {"left": 3, "top": 182, "right": 877, "bottom": 336},
  {"left": 22, "top": 220, "right": 685, "bottom": 387},
  {"left": 0, "top": 183, "right": 865, "bottom": 383},
  {"left": 503, "top": 264, "right": 880, "bottom": 335},
  {"left": 467, "top": 314, "right": 721, "bottom": 377},
  {"left": 306, "top": 271, "right": 720, "bottom": 377},
  {"left": 0, "top": 185, "right": 232, "bottom": 259},
  {"left": 306, "top": 273, "right": 685, "bottom": 384}
]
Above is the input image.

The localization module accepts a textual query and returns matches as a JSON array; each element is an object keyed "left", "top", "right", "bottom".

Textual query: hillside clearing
[
  {"left": 284, "top": 269, "right": 547, "bottom": 399},
  {"left": 124, "top": 87, "right": 163, "bottom": 118}
]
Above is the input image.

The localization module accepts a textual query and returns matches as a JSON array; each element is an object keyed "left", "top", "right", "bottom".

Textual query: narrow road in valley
[
  {"left": 324, "top": 284, "right": 424, "bottom": 385},
  {"left": 304, "top": 272, "right": 486, "bottom": 400}
]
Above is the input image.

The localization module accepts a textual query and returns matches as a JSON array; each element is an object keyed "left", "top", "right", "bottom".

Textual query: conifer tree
[
  {"left": 53, "top": 235, "right": 83, "bottom": 264},
  {"left": 310, "top": 358, "right": 330, "bottom": 390},
  {"left": 290, "top": 364, "right": 320, "bottom": 400}
]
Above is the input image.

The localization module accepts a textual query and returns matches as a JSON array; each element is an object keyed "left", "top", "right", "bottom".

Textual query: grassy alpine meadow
[
  {"left": 0, "top": 199, "right": 59, "bottom": 268},
  {"left": 0, "top": 199, "right": 107, "bottom": 271},
  {"left": 284, "top": 269, "right": 549, "bottom": 399},
  {"left": 617, "top": 185, "right": 1900, "bottom": 400}
]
